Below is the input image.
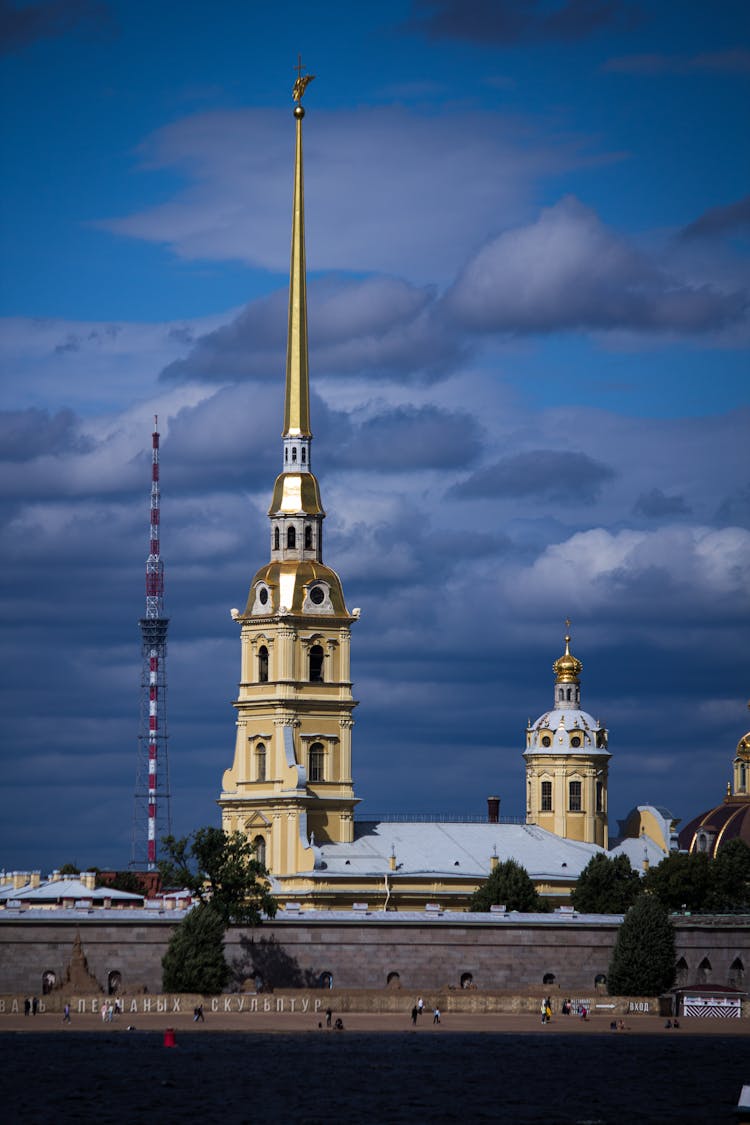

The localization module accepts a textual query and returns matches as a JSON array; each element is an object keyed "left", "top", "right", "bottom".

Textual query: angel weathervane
[{"left": 293, "top": 54, "right": 315, "bottom": 102}]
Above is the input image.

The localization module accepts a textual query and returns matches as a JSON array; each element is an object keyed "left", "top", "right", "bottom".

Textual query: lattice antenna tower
[{"left": 131, "top": 415, "right": 172, "bottom": 870}]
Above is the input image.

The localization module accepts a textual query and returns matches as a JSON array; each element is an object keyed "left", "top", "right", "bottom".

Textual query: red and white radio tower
[{"left": 131, "top": 416, "right": 172, "bottom": 870}]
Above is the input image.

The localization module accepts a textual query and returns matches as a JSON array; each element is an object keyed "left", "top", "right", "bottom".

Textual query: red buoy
[{"left": 163, "top": 1027, "right": 176, "bottom": 1047}]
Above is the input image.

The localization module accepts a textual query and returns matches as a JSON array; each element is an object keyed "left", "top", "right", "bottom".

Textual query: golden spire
[
  {"left": 553, "top": 618, "right": 583, "bottom": 684},
  {"left": 284, "top": 57, "right": 314, "bottom": 440}
]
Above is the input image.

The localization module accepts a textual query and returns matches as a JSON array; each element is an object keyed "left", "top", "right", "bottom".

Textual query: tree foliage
[
  {"left": 607, "top": 896, "right": 676, "bottom": 996},
  {"left": 159, "top": 827, "right": 277, "bottom": 926},
  {"left": 642, "top": 850, "right": 711, "bottom": 912},
  {"left": 706, "top": 839, "right": 750, "bottom": 912},
  {"left": 469, "top": 859, "right": 547, "bottom": 912},
  {"left": 571, "top": 853, "right": 642, "bottom": 914},
  {"left": 162, "top": 903, "right": 230, "bottom": 993},
  {"left": 59, "top": 862, "right": 80, "bottom": 875}
]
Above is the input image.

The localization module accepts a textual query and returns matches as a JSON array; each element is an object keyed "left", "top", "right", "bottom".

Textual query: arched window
[
  {"left": 596, "top": 781, "right": 604, "bottom": 812},
  {"left": 287, "top": 526, "right": 296, "bottom": 550},
  {"left": 253, "top": 835, "right": 266, "bottom": 867},
  {"left": 292, "top": 446, "right": 297, "bottom": 462},
  {"left": 42, "top": 970, "right": 56, "bottom": 995},
  {"left": 697, "top": 957, "right": 712, "bottom": 984},
  {"left": 305, "top": 524, "right": 312, "bottom": 550},
  {"left": 256, "top": 743, "right": 266, "bottom": 782},
  {"left": 319, "top": 971, "right": 333, "bottom": 989},
  {"left": 258, "top": 645, "right": 269, "bottom": 683},
  {"left": 566, "top": 688, "right": 572, "bottom": 701},
  {"left": 569, "top": 780, "right": 582, "bottom": 812},
  {"left": 558, "top": 688, "right": 564, "bottom": 702},
  {"left": 541, "top": 780, "right": 552, "bottom": 811},
  {"left": 460, "top": 972, "right": 474, "bottom": 989},
  {"left": 729, "top": 957, "right": 745, "bottom": 989},
  {"left": 309, "top": 742, "right": 325, "bottom": 782},
  {"left": 740, "top": 764, "right": 747, "bottom": 791},
  {"left": 309, "top": 644, "right": 324, "bottom": 682},
  {"left": 594, "top": 973, "right": 607, "bottom": 990},
  {"left": 108, "top": 971, "right": 122, "bottom": 995},
  {"left": 675, "top": 956, "right": 688, "bottom": 987},
  {"left": 274, "top": 527, "right": 280, "bottom": 550},
  {"left": 386, "top": 971, "right": 401, "bottom": 988},
  {"left": 542, "top": 972, "right": 556, "bottom": 985},
  {"left": 301, "top": 447, "right": 307, "bottom": 463}
]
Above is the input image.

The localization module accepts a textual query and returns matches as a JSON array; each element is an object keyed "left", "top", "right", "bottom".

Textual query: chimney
[
  {"left": 487, "top": 796, "right": 500, "bottom": 824},
  {"left": 30, "top": 871, "right": 41, "bottom": 888}
]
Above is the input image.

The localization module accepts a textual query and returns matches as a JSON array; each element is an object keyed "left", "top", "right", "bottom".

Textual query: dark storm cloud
[
  {"left": 446, "top": 197, "right": 748, "bottom": 334},
  {"left": 450, "top": 449, "right": 615, "bottom": 504},
  {"left": 0, "top": 0, "right": 110, "bottom": 52},
  {"left": 633, "top": 488, "right": 691, "bottom": 518},
  {"left": 161, "top": 276, "right": 466, "bottom": 385},
  {"left": 406, "top": 0, "right": 634, "bottom": 44},
  {"left": 333, "top": 405, "right": 482, "bottom": 471},
  {"left": 680, "top": 195, "right": 750, "bottom": 241},
  {"left": 0, "top": 407, "right": 92, "bottom": 460},
  {"left": 715, "top": 483, "right": 750, "bottom": 529}
]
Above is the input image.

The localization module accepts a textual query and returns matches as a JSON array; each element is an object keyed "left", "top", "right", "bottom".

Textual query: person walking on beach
[
  {"left": 411, "top": 1005, "right": 418, "bottom": 1026},
  {"left": 63, "top": 1003, "right": 71, "bottom": 1024},
  {"left": 433, "top": 1007, "right": 440, "bottom": 1024},
  {"left": 32, "top": 997, "right": 38, "bottom": 1015},
  {"left": 24, "top": 998, "right": 30, "bottom": 1016},
  {"left": 326, "top": 1007, "right": 333, "bottom": 1028},
  {"left": 541, "top": 1000, "right": 547, "bottom": 1024},
  {"left": 193, "top": 1004, "right": 205, "bottom": 1022},
  {"left": 417, "top": 997, "right": 424, "bottom": 1016}
]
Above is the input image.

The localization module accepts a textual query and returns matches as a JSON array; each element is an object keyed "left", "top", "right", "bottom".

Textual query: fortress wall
[{"left": 1, "top": 914, "right": 747, "bottom": 997}]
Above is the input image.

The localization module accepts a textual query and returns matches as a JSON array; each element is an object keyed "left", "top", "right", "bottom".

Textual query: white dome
[{"left": 525, "top": 708, "right": 609, "bottom": 756}]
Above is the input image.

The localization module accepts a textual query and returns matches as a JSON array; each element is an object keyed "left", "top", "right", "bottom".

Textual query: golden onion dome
[
  {"left": 737, "top": 731, "right": 750, "bottom": 757},
  {"left": 553, "top": 631, "right": 582, "bottom": 685}
]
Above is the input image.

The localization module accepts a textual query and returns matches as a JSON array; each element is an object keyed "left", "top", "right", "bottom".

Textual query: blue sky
[{"left": 1, "top": 0, "right": 749, "bottom": 873}]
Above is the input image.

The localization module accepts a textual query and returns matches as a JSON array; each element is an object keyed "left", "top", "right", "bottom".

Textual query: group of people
[
  {"left": 23, "top": 997, "right": 39, "bottom": 1016},
  {"left": 410, "top": 997, "right": 440, "bottom": 1025},
  {"left": 100, "top": 999, "right": 122, "bottom": 1022}
]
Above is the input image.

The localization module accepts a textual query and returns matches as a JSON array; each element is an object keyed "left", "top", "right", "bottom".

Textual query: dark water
[{"left": 2, "top": 1031, "right": 747, "bottom": 1124}]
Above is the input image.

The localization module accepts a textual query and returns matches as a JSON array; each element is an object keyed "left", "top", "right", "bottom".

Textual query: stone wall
[{"left": 1, "top": 913, "right": 747, "bottom": 998}]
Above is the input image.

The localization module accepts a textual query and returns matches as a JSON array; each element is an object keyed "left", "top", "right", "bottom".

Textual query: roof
[
  {"left": 0, "top": 878, "right": 143, "bottom": 904},
  {"left": 678, "top": 797, "right": 750, "bottom": 856},
  {"left": 311, "top": 820, "right": 603, "bottom": 883}
]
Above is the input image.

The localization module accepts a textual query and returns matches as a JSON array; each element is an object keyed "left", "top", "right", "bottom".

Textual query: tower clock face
[{"left": 309, "top": 585, "right": 325, "bottom": 605}]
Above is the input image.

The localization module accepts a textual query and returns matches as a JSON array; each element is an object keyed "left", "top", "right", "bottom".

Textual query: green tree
[
  {"left": 607, "top": 896, "right": 676, "bottom": 996},
  {"left": 59, "top": 862, "right": 80, "bottom": 875},
  {"left": 571, "top": 853, "right": 642, "bottom": 914},
  {"left": 162, "top": 903, "right": 230, "bottom": 993},
  {"left": 159, "top": 827, "right": 277, "bottom": 926},
  {"left": 642, "top": 850, "right": 711, "bottom": 912},
  {"left": 469, "top": 859, "right": 547, "bottom": 912},
  {"left": 707, "top": 839, "right": 750, "bottom": 912}
]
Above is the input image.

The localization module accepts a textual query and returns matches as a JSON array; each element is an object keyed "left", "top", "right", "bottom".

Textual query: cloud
[
  {"left": 680, "top": 194, "right": 750, "bottom": 241},
  {"left": 0, "top": 0, "right": 110, "bottom": 52},
  {"left": 446, "top": 196, "right": 748, "bottom": 334},
  {"left": 406, "top": 0, "right": 634, "bottom": 43},
  {"left": 506, "top": 525, "right": 750, "bottom": 615},
  {"left": 333, "top": 404, "right": 482, "bottom": 471},
  {"left": 0, "top": 408, "right": 92, "bottom": 461},
  {"left": 603, "top": 49, "right": 750, "bottom": 74},
  {"left": 98, "top": 106, "right": 586, "bottom": 283},
  {"left": 632, "top": 488, "right": 691, "bottom": 518},
  {"left": 451, "top": 449, "right": 615, "bottom": 504},
  {"left": 161, "top": 276, "right": 467, "bottom": 385}
]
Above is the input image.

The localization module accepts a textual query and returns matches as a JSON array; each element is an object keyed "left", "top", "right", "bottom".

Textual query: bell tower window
[
  {"left": 309, "top": 644, "right": 324, "bottom": 682},
  {"left": 292, "top": 446, "right": 297, "bottom": 462},
  {"left": 274, "top": 527, "right": 280, "bottom": 551},
  {"left": 287, "top": 526, "right": 296, "bottom": 549},
  {"left": 309, "top": 742, "right": 325, "bottom": 782},
  {"left": 305, "top": 524, "right": 312, "bottom": 550},
  {"left": 541, "top": 780, "right": 552, "bottom": 811},
  {"left": 256, "top": 743, "right": 266, "bottom": 782},
  {"left": 301, "top": 447, "right": 306, "bottom": 463},
  {"left": 258, "top": 645, "right": 269, "bottom": 683}
]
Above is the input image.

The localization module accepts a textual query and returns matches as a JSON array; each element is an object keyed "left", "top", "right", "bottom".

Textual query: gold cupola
[{"left": 553, "top": 626, "right": 583, "bottom": 686}]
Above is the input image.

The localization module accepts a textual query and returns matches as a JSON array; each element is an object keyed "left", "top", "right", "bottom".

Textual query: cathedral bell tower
[
  {"left": 524, "top": 626, "right": 610, "bottom": 847},
  {"left": 219, "top": 68, "right": 359, "bottom": 878}
]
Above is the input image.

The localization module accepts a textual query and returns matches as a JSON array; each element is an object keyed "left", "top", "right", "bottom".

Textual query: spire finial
[
  {"left": 284, "top": 63, "right": 313, "bottom": 441},
  {"left": 293, "top": 54, "right": 315, "bottom": 105}
]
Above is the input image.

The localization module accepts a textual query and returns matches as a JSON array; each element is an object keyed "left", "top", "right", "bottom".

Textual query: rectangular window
[
  {"left": 541, "top": 780, "right": 552, "bottom": 812},
  {"left": 596, "top": 780, "right": 603, "bottom": 813},
  {"left": 569, "top": 780, "right": 582, "bottom": 812}
]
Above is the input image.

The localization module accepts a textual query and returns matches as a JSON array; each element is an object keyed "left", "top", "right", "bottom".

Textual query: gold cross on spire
[{"left": 293, "top": 54, "right": 315, "bottom": 102}]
